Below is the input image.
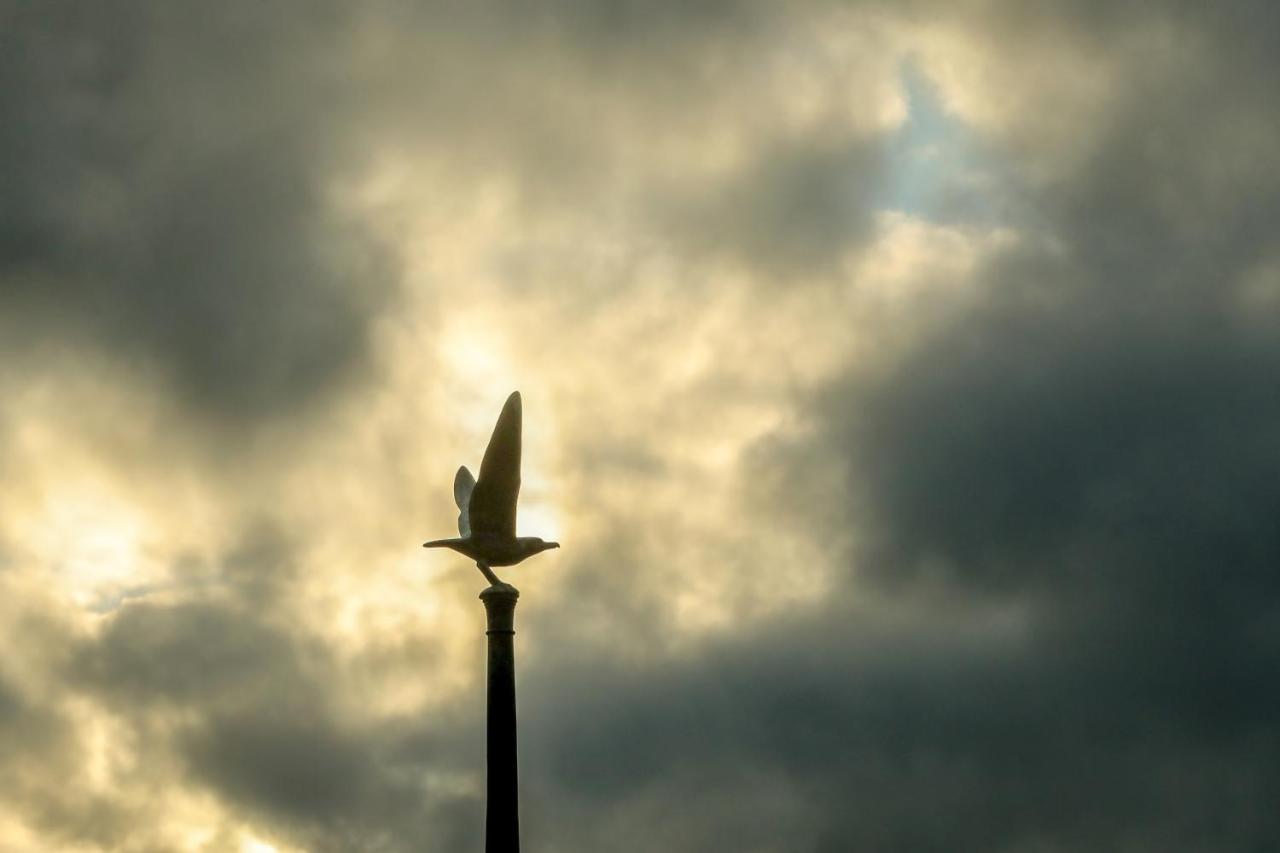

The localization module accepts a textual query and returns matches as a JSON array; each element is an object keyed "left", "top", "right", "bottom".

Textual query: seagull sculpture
[{"left": 423, "top": 391, "right": 559, "bottom": 586}]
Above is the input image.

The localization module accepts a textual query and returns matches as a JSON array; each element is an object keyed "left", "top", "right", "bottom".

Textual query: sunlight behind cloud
[
  {"left": 517, "top": 496, "right": 563, "bottom": 544},
  {"left": 24, "top": 484, "right": 151, "bottom": 609},
  {"left": 439, "top": 314, "right": 523, "bottom": 440}
]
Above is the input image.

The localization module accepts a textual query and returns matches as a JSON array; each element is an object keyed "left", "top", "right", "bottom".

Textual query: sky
[{"left": 2, "top": 1, "right": 1278, "bottom": 850}]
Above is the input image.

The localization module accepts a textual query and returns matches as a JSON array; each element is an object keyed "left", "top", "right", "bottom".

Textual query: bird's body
[
  {"left": 423, "top": 391, "right": 558, "bottom": 584},
  {"left": 422, "top": 534, "right": 556, "bottom": 567}
]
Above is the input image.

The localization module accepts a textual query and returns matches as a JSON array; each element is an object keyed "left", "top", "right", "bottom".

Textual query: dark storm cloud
[
  {"left": 781, "top": 178, "right": 1280, "bottom": 852},
  {"left": 185, "top": 709, "right": 376, "bottom": 826},
  {"left": 0, "top": 2, "right": 392, "bottom": 420},
  {"left": 741, "top": 277, "right": 1280, "bottom": 850},
  {"left": 520, "top": 607, "right": 1280, "bottom": 852},
  {"left": 831, "top": 268, "right": 1280, "bottom": 602},
  {"left": 77, "top": 600, "right": 306, "bottom": 710}
]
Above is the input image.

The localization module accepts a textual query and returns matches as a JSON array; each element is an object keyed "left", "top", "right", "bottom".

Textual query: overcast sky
[{"left": 2, "top": 2, "right": 1278, "bottom": 850}]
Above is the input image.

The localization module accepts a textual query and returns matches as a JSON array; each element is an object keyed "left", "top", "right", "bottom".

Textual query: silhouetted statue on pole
[
  {"left": 424, "top": 391, "right": 559, "bottom": 853},
  {"left": 424, "top": 391, "right": 559, "bottom": 586}
]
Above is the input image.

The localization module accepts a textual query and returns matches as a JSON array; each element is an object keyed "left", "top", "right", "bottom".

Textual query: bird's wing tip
[{"left": 454, "top": 466, "right": 476, "bottom": 512}]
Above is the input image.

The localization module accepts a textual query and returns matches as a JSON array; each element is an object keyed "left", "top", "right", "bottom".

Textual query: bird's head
[{"left": 518, "top": 536, "right": 560, "bottom": 556}]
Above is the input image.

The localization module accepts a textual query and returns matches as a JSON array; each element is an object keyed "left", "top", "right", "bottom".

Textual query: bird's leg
[{"left": 475, "top": 561, "right": 504, "bottom": 587}]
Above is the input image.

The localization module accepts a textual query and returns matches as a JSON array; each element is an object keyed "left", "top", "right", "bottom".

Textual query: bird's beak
[{"left": 546, "top": 541, "right": 561, "bottom": 550}]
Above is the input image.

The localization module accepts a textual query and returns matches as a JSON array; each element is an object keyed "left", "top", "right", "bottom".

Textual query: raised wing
[
  {"left": 468, "top": 391, "right": 521, "bottom": 538},
  {"left": 453, "top": 466, "right": 476, "bottom": 537}
]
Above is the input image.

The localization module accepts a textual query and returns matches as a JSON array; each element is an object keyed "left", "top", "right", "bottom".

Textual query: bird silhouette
[{"left": 423, "top": 391, "right": 559, "bottom": 585}]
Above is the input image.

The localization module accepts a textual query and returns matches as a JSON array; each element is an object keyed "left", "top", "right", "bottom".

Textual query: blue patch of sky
[{"left": 875, "top": 59, "right": 1011, "bottom": 227}]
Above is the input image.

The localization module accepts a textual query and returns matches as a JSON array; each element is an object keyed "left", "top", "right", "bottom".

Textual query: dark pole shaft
[{"left": 481, "top": 585, "right": 520, "bottom": 853}]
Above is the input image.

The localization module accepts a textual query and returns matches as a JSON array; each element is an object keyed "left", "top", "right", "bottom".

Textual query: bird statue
[{"left": 423, "top": 391, "right": 559, "bottom": 586}]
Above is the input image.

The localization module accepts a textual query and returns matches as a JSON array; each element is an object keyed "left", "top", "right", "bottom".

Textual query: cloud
[
  {"left": 657, "top": 132, "right": 885, "bottom": 278},
  {"left": 708, "top": 2, "right": 1280, "bottom": 849},
  {"left": 64, "top": 587, "right": 479, "bottom": 850},
  {"left": 0, "top": 1, "right": 394, "bottom": 421},
  {"left": 3, "top": 0, "right": 1279, "bottom": 850},
  {"left": 519, "top": 604, "right": 1280, "bottom": 851}
]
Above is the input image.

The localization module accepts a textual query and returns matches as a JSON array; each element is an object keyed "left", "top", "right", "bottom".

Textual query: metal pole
[{"left": 480, "top": 583, "right": 520, "bottom": 853}]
